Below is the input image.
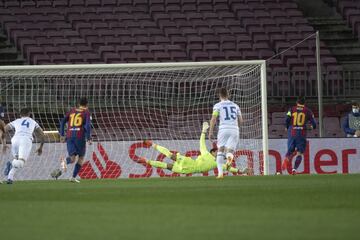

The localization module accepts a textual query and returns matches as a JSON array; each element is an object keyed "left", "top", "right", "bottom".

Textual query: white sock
[
  {"left": 8, "top": 159, "right": 24, "bottom": 181},
  {"left": 216, "top": 152, "right": 225, "bottom": 176},
  {"left": 8, "top": 167, "right": 17, "bottom": 181}
]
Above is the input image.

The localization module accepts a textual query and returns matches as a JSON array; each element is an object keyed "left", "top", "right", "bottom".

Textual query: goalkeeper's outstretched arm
[{"left": 200, "top": 122, "right": 209, "bottom": 155}]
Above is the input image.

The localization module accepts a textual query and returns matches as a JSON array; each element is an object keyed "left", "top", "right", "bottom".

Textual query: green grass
[{"left": 0, "top": 174, "right": 359, "bottom": 240}]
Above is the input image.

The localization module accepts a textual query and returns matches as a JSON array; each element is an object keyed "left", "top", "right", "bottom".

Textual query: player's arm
[
  {"left": 285, "top": 109, "right": 292, "bottom": 130},
  {"left": 209, "top": 106, "right": 219, "bottom": 141},
  {"left": 308, "top": 110, "right": 316, "bottom": 130},
  {"left": 59, "top": 113, "right": 69, "bottom": 142},
  {"left": 237, "top": 106, "right": 243, "bottom": 126},
  {"left": 2, "top": 123, "right": 14, "bottom": 152},
  {"left": 84, "top": 111, "right": 92, "bottom": 144},
  {"left": 237, "top": 114, "right": 244, "bottom": 126},
  {"left": 4, "top": 123, "right": 13, "bottom": 132},
  {"left": 200, "top": 122, "right": 209, "bottom": 155},
  {"left": 0, "top": 122, "right": 6, "bottom": 152},
  {"left": 0, "top": 121, "right": 4, "bottom": 142},
  {"left": 34, "top": 125, "right": 45, "bottom": 156}
]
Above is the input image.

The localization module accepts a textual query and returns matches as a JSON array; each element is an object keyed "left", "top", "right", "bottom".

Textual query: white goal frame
[{"left": 0, "top": 60, "right": 269, "bottom": 176}]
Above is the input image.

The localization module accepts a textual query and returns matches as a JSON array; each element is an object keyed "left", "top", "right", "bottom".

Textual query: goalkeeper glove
[{"left": 202, "top": 121, "right": 209, "bottom": 133}]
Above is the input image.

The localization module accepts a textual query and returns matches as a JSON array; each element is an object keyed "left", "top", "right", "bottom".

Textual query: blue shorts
[
  {"left": 287, "top": 137, "right": 306, "bottom": 155},
  {"left": 67, "top": 138, "right": 86, "bottom": 157}
]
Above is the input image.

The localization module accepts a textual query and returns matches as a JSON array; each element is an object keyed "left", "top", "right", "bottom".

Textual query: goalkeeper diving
[{"left": 141, "top": 122, "right": 247, "bottom": 175}]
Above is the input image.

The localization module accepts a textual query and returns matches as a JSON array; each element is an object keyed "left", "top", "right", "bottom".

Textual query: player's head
[
  {"left": 20, "top": 108, "right": 31, "bottom": 117},
  {"left": 210, "top": 148, "right": 218, "bottom": 156},
  {"left": 352, "top": 101, "right": 359, "bottom": 114},
  {"left": 79, "top": 97, "right": 88, "bottom": 107},
  {"left": 296, "top": 96, "right": 305, "bottom": 106},
  {"left": 218, "top": 88, "right": 229, "bottom": 100}
]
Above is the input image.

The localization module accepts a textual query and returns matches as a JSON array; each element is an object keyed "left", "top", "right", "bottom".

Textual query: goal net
[{"left": 0, "top": 61, "right": 268, "bottom": 180}]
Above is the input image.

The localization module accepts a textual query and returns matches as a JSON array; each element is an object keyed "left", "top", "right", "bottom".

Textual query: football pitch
[{"left": 0, "top": 174, "right": 359, "bottom": 240}]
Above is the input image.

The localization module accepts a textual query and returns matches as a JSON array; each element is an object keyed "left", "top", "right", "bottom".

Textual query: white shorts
[
  {"left": 11, "top": 136, "right": 33, "bottom": 161},
  {"left": 217, "top": 129, "right": 239, "bottom": 150}
]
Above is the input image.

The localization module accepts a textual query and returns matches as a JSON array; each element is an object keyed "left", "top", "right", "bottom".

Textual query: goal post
[{"left": 0, "top": 60, "right": 269, "bottom": 180}]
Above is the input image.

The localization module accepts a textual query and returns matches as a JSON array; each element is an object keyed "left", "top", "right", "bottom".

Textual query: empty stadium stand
[
  {"left": 0, "top": 0, "right": 335, "bottom": 67},
  {"left": 0, "top": 0, "right": 351, "bottom": 99}
]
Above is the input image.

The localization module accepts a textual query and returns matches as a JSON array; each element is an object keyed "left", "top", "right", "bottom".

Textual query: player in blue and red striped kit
[
  {"left": 56, "top": 97, "right": 92, "bottom": 183},
  {"left": 282, "top": 97, "right": 316, "bottom": 175}
]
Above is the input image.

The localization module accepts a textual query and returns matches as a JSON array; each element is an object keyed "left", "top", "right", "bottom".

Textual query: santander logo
[{"left": 79, "top": 143, "right": 122, "bottom": 179}]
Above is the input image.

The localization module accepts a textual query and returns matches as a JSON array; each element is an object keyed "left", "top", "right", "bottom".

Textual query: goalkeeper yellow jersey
[{"left": 172, "top": 152, "right": 216, "bottom": 174}]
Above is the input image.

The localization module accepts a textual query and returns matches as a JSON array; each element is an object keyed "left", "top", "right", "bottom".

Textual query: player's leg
[
  {"left": 70, "top": 156, "right": 82, "bottom": 183},
  {"left": 154, "top": 144, "right": 175, "bottom": 159},
  {"left": 51, "top": 139, "right": 78, "bottom": 179},
  {"left": 61, "top": 155, "right": 77, "bottom": 172},
  {"left": 4, "top": 138, "right": 18, "bottom": 176},
  {"left": 292, "top": 138, "right": 306, "bottom": 175},
  {"left": 59, "top": 139, "right": 78, "bottom": 172},
  {"left": 221, "top": 163, "right": 240, "bottom": 173},
  {"left": 224, "top": 130, "right": 239, "bottom": 167},
  {"left": 144, "top": 140, "right": 175, "bottom": 159},
  {"left": 7, "top": 159, "right": 24, "bottom": 184},
  {"left": 70, "top": 140, "right": 86, "bottom": 183},
  {"left": 282, "top": 138, "right": 296, "bottom": 171},
  {"left": 140, "top": 155, "right": 174, "bottom": 170},
  {"left": 216, "top": 130, "right": 228, "bottom": 178},
  {"left": 7, "top": 138, "right": 32, "bottom": 184}
]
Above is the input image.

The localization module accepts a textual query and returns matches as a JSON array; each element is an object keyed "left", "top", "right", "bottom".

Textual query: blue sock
[
  {"left": 66, "top": 157, "right": 72, "bottom": 164},
  {"left": 73, "top": 163, "right": 82, "bottom": 178},
  {"left": 294, "top": 155, "right": 302, "bottom": 170}
]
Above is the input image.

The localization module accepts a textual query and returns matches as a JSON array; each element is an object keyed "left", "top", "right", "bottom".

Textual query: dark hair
[
  {"left": 351, "top": 101, "right": 359, "bottom": 107},
  {"left": 297, "top": 96, "right": 305, "bottom": 105},
  {"left": 79, "top": 97, "right": 88, "bottom": 107},
  {"left": 210, "top": 148, "right": 217, "bottom": 154},
  {"left": 20, "top": 108, "right": 31, "bottom": 117},
  {"left": 218, "top": 88, "right": 229, "bottom": 98}
]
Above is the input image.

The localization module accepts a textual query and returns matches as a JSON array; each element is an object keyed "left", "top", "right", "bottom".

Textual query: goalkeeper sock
[
  {"left": 148, "top": 160, "right": 167, "bottom": 169},
  {"left": 154, "top": 145, "right": 173, "bottom": 158},
  {"left": 294, "top": 155, "right": 302, "bottom": 170},
  {"left": 216, "top": 152, "right": 225, "bottom": 176},
  {"left": 73, "top": 163, "right": 82, "bottom": 178}
]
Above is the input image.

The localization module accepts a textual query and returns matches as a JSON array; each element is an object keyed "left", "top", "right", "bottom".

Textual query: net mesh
[{"left": 0, "top": 62, "right": 266, "bottom": 180}]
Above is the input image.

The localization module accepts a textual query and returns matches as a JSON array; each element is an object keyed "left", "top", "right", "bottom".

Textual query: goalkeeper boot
[
  {"left": 216, "top": 174, "right": 224, "bottom": 179},
  {"left": 4, "top": 161, "right": 12, "bottom": 176},
  {"left": 143, "top": 140, "right": 153, "bottom": 148},
  {"left": 6, "top": 179, "right": 13, "bottom": 184},
  {"left": 70, "top": 177, "right": 80, "bottom": 183},
  {"left": 292, "top": 169, "right": 297, "bottom": 175}
]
